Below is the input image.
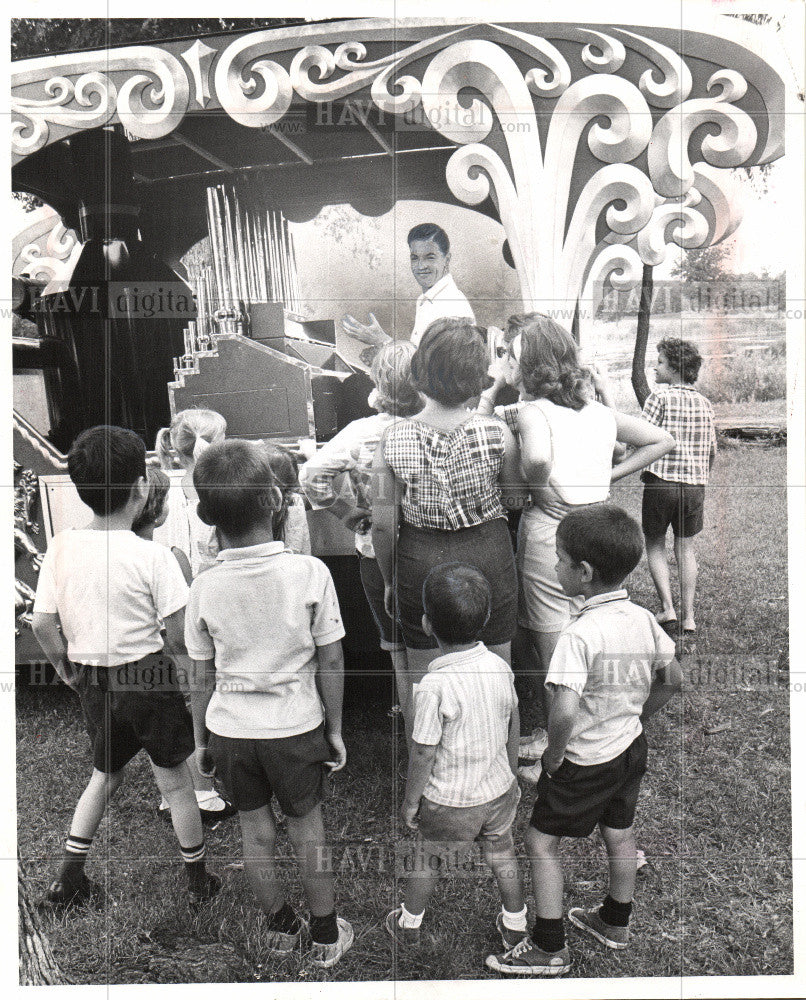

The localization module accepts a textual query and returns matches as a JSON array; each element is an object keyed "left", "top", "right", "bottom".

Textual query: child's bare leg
[
  {"left": 673, "top": 535, "right": 698, "bottom": 630},
  {"left": 186, "top": 751, "right": 215, "bottom": 794},
  {"left": 645, "top": 533, "right": 676, "bottom": 621},
  {"left": 285, "top": 803, "right": 335, "bottom": 918},
  {"left": 70, "top": 767, "right": 126, "bottom": 840},
  {"left": 150, "top": 759, "right": 203, "bottom": 849},
  {"left": 483, "top": 840, "right": 524, "bottom": 914},
  {"left": 600, "top": 823, "right": 637, "bottom": 903},
  {"left": 239, "top": 805, "right": 284, "bottom": 912},
  {"left": 526, "top": 826, "right": 563, "bottom": 918},
  {"left": 402, "top": 843, "right": 442, "bottom": 917}
]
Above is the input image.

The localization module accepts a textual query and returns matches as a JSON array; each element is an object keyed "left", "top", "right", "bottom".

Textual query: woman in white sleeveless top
[{"left": 489, "top": 315, "right": 673, "bottom": 745}]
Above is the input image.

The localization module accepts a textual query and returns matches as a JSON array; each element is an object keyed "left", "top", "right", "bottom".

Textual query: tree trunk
[
  {"left": 18, "top": 865, "right": 68, "bottom": 986},
  {"left": 632, "top": 264, "right": 654, "bottom": 408}
]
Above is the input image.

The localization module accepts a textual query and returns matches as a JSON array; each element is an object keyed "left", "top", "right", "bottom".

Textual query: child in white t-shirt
[
  {"left": 487, "top": 504, "right": 682, "bottom": 977},
  {"left": 32, "top": 426, "right": 219, "bottom": 910},
  {"left": 187, "top": 439, "right": 353, "bottom": 968}
]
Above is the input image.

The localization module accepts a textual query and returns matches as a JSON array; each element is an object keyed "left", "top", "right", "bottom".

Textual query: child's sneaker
[
  {"left": 42, "top": 871, "right": 102, "bottom": 911},
  {"left": 188, "top": 871, "right": 222, "bottom": 908},
  {"left": 495, "top": 911, "right": 528, "bottom": 949},
  {"left": 310, "top": 916, "right": 354, "bottom": 968},
  {"left": 568, "top": 907, "right": 629, "bottom": 949},
  {"left": 518, "top": 728, "right": 548, "bottom": 761},
  {"left": 265, "top": 916, "right": 308, "bottom": 955},
  {"left": 385, "top": 907, "right": 421, "bottom": 947},
  {"left": 517, "top": 760, "right": 543, "bottom": 783},
  {"left": 485, "top": 937, "right": 571, "bottom": 976}
]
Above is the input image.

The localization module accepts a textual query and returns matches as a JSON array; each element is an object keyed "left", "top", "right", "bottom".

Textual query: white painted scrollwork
[
  {"left": 214, "top": 31, "right": 294, "bottom": 128},
  {"left": 11, "top": 47, "right": 189, "bottom": 157},
  {"left": 648, "top": 69, "right": 758, "bottom": 197}
]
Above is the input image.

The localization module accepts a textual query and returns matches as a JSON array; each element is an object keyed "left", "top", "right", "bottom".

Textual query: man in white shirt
[{"left": 342, "top": 223, "right": 475, "bottom": 355}]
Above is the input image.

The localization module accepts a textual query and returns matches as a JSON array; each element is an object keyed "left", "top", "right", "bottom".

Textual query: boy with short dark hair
[
  {"left": 32, "top": 425, "right": 219, "bottom": 909},
  {"left": 187, "top": 439, "right": 353, "bottom": 968},
  {"left": 487, "top": 505, "right": 682, "bottom": 976},
  {"left": 641, "top": 337, "right": 717, "bottom": 635},
  {"left": 386, "top": 563, "right": 527, "bottom": 954}
]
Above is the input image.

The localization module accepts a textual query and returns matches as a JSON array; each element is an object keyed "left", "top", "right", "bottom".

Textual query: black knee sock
[
  {"left": 266, "top": 901, "right": 302, "bottom": 936},
  {"left": 180, "top": 842, "right": 208, "bottom": 891},
  {"left": 600, "top": 895, "right": 632, "bottom": 927},
  {"left": 60, "top": 835, "right": 93, "bottom": 880},
  {"left": 309, "top": 911, "right": 338, "bottom": 945},
  {"left": 531, "top": 916, "right": 565, "bottom": 953}
]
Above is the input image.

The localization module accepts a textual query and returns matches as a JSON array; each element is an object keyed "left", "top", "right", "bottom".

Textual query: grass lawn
[{"left": 17, "top": 443, "right": 790, "bottom": 985}]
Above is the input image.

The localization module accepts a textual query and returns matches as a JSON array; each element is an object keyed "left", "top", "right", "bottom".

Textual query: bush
[{"left": 699, "top": 352, "right": 786, "bottom": 403}]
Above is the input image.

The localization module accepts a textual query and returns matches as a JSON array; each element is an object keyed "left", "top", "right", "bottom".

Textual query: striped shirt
[
  {"left": 412, "top": 642, "right": 518, "bottom": 807},
  {"left": 642, "top": 384, "right": 716, "bottom": 485},
  {"left": 382, "top": 415, "right": 507, "bottom": 530}
]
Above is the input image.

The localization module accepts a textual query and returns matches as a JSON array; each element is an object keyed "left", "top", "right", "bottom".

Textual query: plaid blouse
[
  {"left": 383, "top": 414, "right": 507, "bottom": 530},
  {"left": 642, "top": 384, "right": 717, "bottom": 485}
]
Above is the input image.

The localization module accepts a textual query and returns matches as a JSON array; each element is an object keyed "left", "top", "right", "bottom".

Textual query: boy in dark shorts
[
  {"left": 641, "top": 337, "right": 717, "bottom": 635},
  {"left": 487, "top": 505, "right": 682, "bottom": 976},
  {"left": 386, "top": 563, "right": 526, "bottom": 955},
  {"left": 187, "top": 440, "right": 353, "bottom": 968},
  {"left": 31, "top": 426, "right": 219, "bottom": 909}
]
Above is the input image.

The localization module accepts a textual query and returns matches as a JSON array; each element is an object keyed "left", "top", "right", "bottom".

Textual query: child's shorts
[
  {"left": 417, "top": 780, "right": 520, "bottom": 853},
  {"left": 209, "top": 724, "right": 331, "bottom": 818},
  {"left": 74, "top": 654, "right": 195, "bottom": 774},
  {"left": 530, "top": 733, "right": 647, "bottom": 838},
  {"left": 641, "top": 472, "right": 705, "bottom": 538}
]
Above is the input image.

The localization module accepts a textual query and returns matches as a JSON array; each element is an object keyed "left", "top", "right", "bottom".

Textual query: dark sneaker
[
  {"left": 188, "top": 871, "right": 222, "bottom": 908},
  {"left": 568, "top": 907, "right": 629, "bottom": 949},
  {"left": 495, "top": 911, "right": 528, "bottom": 949},
  {"left": 485, "top": 937, "right": 571, "bottom": 976},
  {"left": 42, "top": 872, "right": 102, "bottom": 911},
  {"left": 310, "top": 916, "right": 354, "bottom": 968},
  {"left": 385, "top": 907, "right": 421, "bottom": 947}
]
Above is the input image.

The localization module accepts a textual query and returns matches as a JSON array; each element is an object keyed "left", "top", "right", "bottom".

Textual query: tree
[
  {"left": 18, "top": 866, "right": 68, "bottom": 986},
  {"left": 11, "top": 18, "right": 323, "bottom": 60},
  {"left": 670, "top": 244, "right": 731, "bottom": 285},
  {"left": 631, "top": 264, "right": 654, "bottom": 408}
]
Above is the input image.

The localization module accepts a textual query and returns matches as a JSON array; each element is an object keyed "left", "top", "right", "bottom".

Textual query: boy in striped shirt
[{"left": 386, "top": 563, "right": 526, "bottom": 953}]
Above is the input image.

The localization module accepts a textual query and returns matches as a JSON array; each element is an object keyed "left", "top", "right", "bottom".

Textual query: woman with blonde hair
[
  {"left": 483, "top": 314, "right": 674, "bottom": 776},
  {"left": 300, "top": 340, "right": 423, "bottom": 741}
]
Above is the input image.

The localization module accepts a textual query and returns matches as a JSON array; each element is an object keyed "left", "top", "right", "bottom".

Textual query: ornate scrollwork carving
[
  {"left": 11, "top": 47, "right": 189, "bottom": 157},
  {"left": 215, "top": 32, "right": 294, "bottom": 128},
  {"left": 648, "top": 69, "right": 757, "bottom": 197}
]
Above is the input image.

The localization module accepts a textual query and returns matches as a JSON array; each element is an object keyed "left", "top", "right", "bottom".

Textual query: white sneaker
[
  {"left": 636, "top": 849, "right": 648, "bottom": 871},
  {"left": 519, "top": 728, "right": 549, "bottom": 761},
  {"left": 310, "top": 916, "right": 354, "bottom": 969},
  {"left": 517, "top": 761, "right": 543, "bottom": 783}
]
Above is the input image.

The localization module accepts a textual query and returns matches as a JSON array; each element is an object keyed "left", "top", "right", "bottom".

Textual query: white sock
[
  {"left": 501, "top": 905, "right": 528, "bottom": 932},
  {"left": 399, "top": 904, "right": 424, "bottom": 929}
]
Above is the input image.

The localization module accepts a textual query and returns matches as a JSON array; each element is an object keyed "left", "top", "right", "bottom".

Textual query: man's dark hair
[
  {"left": 657, "top": 337, "right": 703, "bottom": 384},
  {"left": 411, "top": 318, "right": 491, "bottom": 406},
  {"left": 407, "top": 223, "right": 449, "bottom": 254},
  {"left": 194, "top": 439, "right": 278, "bottom": 537},
  {"left": 422, "top": 563, "right": 491, "bottom": 644},
  {"left": 67, "top": 425, "right": 146, "bottom": 516},
  {"left": 556, "top": 504, "right": 644, "bottom": 587}
]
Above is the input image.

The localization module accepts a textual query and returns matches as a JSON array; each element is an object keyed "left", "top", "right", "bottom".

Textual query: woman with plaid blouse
[{"left": 372, "top": 319, "right": 525, "bottom": 690}]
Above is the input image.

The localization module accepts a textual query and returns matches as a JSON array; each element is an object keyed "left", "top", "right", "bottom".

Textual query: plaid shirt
[
  {"left": 383, "top": 414, "right": 506, "bottom": 529},
  {"left": 642, "top": 384, "right": 716, "bottom": 485}
]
